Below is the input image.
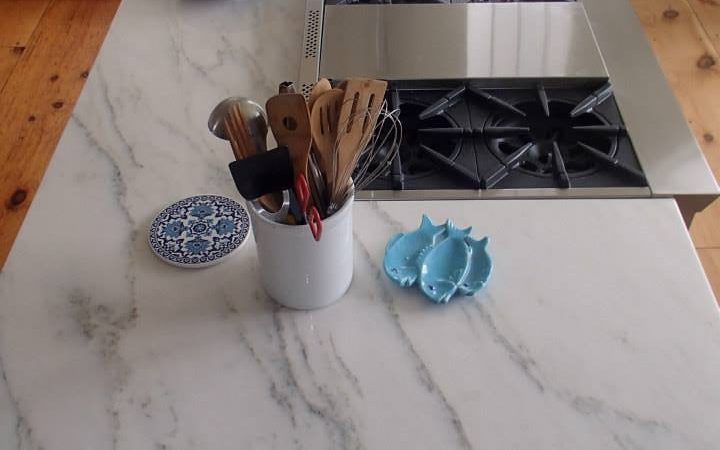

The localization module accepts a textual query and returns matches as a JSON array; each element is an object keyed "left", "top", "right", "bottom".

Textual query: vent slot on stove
[
  {"left": 301, "top": 83, "right": 314, "bottom": 99},
  {"left": 298, "top": 0, "right": 324, "bottom": 101},
  {"left": 304, "top": 9, "right": 321, "bottom": 59}
]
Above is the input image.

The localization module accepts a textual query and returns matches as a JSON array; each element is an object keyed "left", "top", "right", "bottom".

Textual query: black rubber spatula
[{"left": 228, "top": 146, "right": 294, "bottom": 200}]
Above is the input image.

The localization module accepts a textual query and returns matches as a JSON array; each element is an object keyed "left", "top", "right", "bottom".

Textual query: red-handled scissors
[{"left": 294, "top": 174, "right": 323, "bottom": 241}]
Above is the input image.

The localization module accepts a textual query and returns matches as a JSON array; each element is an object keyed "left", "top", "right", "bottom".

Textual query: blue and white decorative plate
[{"left": 148, "top": 195, "right": 250, "bottom": 268}]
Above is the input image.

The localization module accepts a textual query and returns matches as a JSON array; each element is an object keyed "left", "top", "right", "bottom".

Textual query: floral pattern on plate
[{"left": 148, "top": 195, "right": 250, "bottom": 268}]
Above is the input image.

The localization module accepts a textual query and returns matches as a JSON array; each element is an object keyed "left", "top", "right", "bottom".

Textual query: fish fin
[
  {"left": 384, "top": 261, "right": 418, "bottom": 287},
  {"left": 458, "top": 280, "right": 485, "bottom": 296},
  {"left": 446, "top": 221, "right": 471, "bottom": 239},
  {"left": 465, "top": 235, "right": 489, "bottom": 249},
  {"left": 420, "top": 214, "right": 445, "bottom": 239},
  {"left": 421, "top": 279, "right": 459, "bottom": 304},
  {"left": 385, "top": 233, "right": 403, "bottom": 252}
]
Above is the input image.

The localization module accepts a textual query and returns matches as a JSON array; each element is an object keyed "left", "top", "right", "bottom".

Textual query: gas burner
[
  {"left": 327, "top": 0, "right": 573, "bottom": 4},
  {"left": 478, "top": 84, "right": 645, "bottom": 188},
  {"left": 397, "top": 103, "right": 460, "bottom": 177},
  {"left": 329, "top": 0, "right": 449, "bottom": 4},
  {"left": 485, "top": 100, "right": 616, "bottom": 181},
  {"left": 360, "top": 81, "right": 646, "bottom": 192}
]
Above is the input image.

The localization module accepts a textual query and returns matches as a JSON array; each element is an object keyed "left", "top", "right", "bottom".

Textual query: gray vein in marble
[
  {"left": 460, "top": 294, "right": 682, "bottom": 448},
  {"left": 0, "top": 353, "right": 29, "bottom": 450},
  {"left": 329, "top": 335, "right": 364, "bottom": 398},
  {"left": 152, "top": 116, "right": 227, "bottom": 179},
  {"left": 95, "top": 66, "right": 143, "bottom": 169},
  {"left": 461, "top": 299, "right": 682, "bottom": 448},
  {"left": 65, "top": 116, "right": 143, "bottom": 450},
  {"left": 68, "top": 289, "right": 137, "bottom": 450},
  {"left": 168, "top": 18, "right": 233, "bottom": 92},
  {"left": 567, "top": 394, "right": 671, "bottom": 433},
  {"left": 462, "top": 300, "right": 545, "bottom": 393},
  {"left": 168, "top": 403, "right": 179, "bottom": 438},
  {"left": 613, "top": 434, "right": 641, "bottom": 450},
  {"left": 288, "top": 318, "right": 314, "bottom": 377},
  {"left": 353, "top": 235, "right": 474, "bottom": 450},
  {"left": 369, "top": 202, "right": 406, "bottom": 234},
  {"left": 70, "top": 115, "right": 139, "bottom": 339},
  {"left": 223, "top": 297, "right": 300, "bottom": 429},
  {"left": 271, "top": 309, "right": 363, "bottom": 449}
]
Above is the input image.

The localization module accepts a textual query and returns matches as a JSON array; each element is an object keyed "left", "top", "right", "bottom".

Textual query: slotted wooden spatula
[
  {"left": 310, "top": 88, "right": 344, "bottom": 183},
  {"left": 266, "top": 93, "right": 312, "bottom": 181},
  {"left": 333, "top": 78, "right": 388, "bottom": 203},
  {"left": 308, "top": 78, "right": 332, "bottom": 112}
]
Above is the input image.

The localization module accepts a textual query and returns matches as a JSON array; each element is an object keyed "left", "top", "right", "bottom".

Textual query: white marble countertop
[{"left": 1, "top": 1, "right": 720, "bottom": 449}]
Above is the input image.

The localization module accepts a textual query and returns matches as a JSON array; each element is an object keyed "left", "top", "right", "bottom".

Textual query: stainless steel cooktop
[
  {"left": 360, "top": 80, "right": 647, "bottom": 196},
  {"left": 298, "top": 0, "right": 719, "bottom": 222}
]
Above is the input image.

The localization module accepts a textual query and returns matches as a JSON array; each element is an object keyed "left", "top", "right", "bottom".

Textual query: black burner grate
[
  {"left": 356, "top": 80, "right": 647, "bottom": 191},
  {"left": 326, "top": 0, "right": 574, "bottom": 4}
]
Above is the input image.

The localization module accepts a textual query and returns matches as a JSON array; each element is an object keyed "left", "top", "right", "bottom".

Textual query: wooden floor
[
  {"left": 630, "top": 0, "right": 720, "bottom": 300},
  {"left": 0, "top": 0, "right": 719, "bottom": 300}
]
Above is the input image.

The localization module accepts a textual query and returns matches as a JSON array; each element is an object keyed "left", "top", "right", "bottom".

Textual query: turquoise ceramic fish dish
[
  {"left": 383, "top": 215, "right": 493, "bottom": 304},
  {"left": 383, "top": 215, "right": 445, "bottom": 287}
]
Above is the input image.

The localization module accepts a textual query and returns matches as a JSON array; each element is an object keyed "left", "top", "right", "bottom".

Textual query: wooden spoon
[{"left": 266, "top": 93, "right": 312, "bottom": 182}]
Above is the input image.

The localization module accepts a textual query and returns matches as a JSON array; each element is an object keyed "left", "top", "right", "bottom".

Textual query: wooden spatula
[
  {"left": 310, "top": 88, "right": 344, "bottom": 182},
  {"left": 308, "top": 78, "right": 332, "bottom": 112},
  {"left": 333, "top": 78, "right": 388, "bottom": 202},
  {"left": 266, "top": 93, "right": 312, "bottom": 181}
]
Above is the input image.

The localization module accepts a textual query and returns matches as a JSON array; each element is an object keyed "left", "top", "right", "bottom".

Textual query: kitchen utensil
[
  {"left": 383, "top": 215, "right": 492, "bottom": 304},
  {"left": 457, "top": 236, "right": 492, "bottom": 296},
  {"left": 307, "top": 153, "right": 328, "bottom": 217},
  {"left": 228, "top": 146, "right": 294, "bottom": 200},
  {"left": 148, "top": 195, "right": 250, "bottom": 268},
  {"left": 249, "top": 190, "right": 291, "bottom": 223},
  {"left": 224, "top": 105, "right": 255, "bottom": 159},
  {"left": 308, "top": 78, "right": 332, "bottom": 111},
  {"left": 295, "top": 173, "right": 323, "bottom": 241},
  {"left": 332, "top": 78, "right": 388, "bottom": 205},
  {"left": 325, "top": 88, "right": 397, "bottom": 214},
  {"left": 351, "top": 101, "right": 402, "bottom": 192},
  {"left": 418, "top": 222, "right": 473, "bottom": 304},
  {"left": 383, "top": 215, "right": 445, "bottom": 287},
  {"left": 224, "top": 104, "right": 282, "bottom": 211},
  {"left": 266, "top": 93, "right": 313, "bottom": 182},
  {"left": 310, "top": 88, "right": 344, "bottom": 183},
  {"left": 208, "top": 97, "right": 267, "bottom": 150},
  {"left": 249, "top": 190, "right": 354, "bottom": 310},
  {"left": 279, "top": 81, "right": 296, "bottom": 94}
]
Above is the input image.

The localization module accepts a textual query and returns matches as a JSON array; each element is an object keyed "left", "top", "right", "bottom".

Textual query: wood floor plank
[
  {"left": 0, "top": 0, "right": 52, "bottom": 47},
  {"left": 0, "top": 47, "right": 23, "bottom": 93},
  {"left": 698, "top": 248, "right": 720, "bottom": 303},
  {"left": 630, "top": 0, "right": 720, "bottom": 248},
  {"left": 688, "top": 0, "right": 720, "bottom": 53},
  {"left": 0, "top": 0, "right": 120, "bottom": 270}
]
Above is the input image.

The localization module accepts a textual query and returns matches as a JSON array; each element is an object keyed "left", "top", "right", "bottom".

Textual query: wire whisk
[{"left": 328, "top": 101, "right": 402, "bottom": 213}]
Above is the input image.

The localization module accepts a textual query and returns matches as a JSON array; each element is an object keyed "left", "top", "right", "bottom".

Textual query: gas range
[
  {"left": 325, "top": 0, "right": 573, "bottom": 4},
  {"left": 299, "top": 0, "right": 719, "bottom": 221},
  {"left": 366, "top": 80, "right": 645, "bottom": 195}
]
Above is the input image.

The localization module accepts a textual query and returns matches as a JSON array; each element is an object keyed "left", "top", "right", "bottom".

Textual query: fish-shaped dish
[
  {"left": 383, "top": 215, "right": 445, "bottom": 287},
  {"left": 458, "top": 236, "right": 493, "bottom": 296},
  {"left": 418, "top": 222, "right": 472, "bottom": 304},
  {"left": 383, "top": 215, "right": 492, "bottom": 304}
]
